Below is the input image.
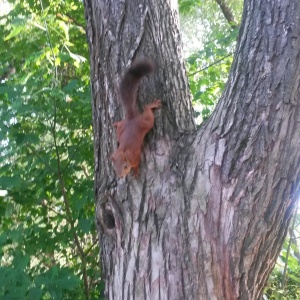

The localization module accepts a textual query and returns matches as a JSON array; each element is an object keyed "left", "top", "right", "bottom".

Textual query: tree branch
[
  {"left": 56, "top": 13, "right": 86, "bottom": 32},
  {"left": 214, "top": 0, "right": 238, "bottom": 29},
  {"left": 51, "top": 99, "right": 90, "bottom": 300}
]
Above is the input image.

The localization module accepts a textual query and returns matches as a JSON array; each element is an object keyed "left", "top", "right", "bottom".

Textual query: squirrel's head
[{"left": 111, "top": 152, "right": 132, "bottom": 178}]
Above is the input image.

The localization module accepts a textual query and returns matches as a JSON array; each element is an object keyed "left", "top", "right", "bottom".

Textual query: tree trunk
[{"left": 83, "top": 0, "right": 300, "bottom": 299}]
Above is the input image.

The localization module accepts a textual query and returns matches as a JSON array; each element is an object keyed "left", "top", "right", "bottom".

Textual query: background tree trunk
[{"left": 84, "top": 0, "right": 300, "bottom": 299}]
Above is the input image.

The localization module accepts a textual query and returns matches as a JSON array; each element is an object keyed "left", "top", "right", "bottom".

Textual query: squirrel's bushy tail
[{"left": 120, "top": 60, "right": 154, "bottom": 119}]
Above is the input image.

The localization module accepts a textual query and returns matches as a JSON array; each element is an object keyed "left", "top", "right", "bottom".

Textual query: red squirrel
[{"left": 111, "top": 60, "right": 161, "bottom": 178}]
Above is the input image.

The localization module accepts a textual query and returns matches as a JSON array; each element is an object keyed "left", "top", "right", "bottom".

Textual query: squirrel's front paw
[{"left": 152, "top": 99, "right": 161, "bottom": 108}]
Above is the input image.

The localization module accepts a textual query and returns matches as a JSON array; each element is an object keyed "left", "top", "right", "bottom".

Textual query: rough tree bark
[{"left": 83, "top": 0, "right": 300, "bottom": 299}]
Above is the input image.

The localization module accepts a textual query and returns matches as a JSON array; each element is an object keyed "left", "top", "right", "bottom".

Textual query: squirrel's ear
[{"left": 111, "top": 154, "right": 115, "bottom": 161}]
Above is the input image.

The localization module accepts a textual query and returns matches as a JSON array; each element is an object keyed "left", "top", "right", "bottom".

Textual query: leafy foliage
[
  {"left": 186, "top": 26, "right": 238, "bottom": 122},
  {"left": 180, "top": 0, "right": 240, "bottom": 123},
  {"left": 179, "top": 0, "right": 243, "bottom": 21},
  {"left": 0, "top": 0, "right": 102, "bottom": 299},
  {"left": 264, "top": 209, "right": 300, "bottom": 300}
]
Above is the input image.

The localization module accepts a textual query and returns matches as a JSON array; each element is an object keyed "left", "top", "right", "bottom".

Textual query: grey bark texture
[{"left": 83, "top": 0, "right": 300, "bottom": 299}]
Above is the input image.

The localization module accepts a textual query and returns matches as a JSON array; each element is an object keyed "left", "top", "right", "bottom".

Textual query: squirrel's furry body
[{"left": 111, "top": 61, "right": 160, "bottom": 178}]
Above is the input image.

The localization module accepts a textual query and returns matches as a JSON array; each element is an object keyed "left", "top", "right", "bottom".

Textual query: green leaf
[
  {"left": 4, "top": 18, "right": 27, "bottom": 40},
  {"left": 27, "top": 287, "right": 43, "bottom": 300},
  {"left": 0, "top": 176, "right": 21, "bottom": 189},
  {"left": 78, "top": 218, "right": 91, "bottom": 233}
]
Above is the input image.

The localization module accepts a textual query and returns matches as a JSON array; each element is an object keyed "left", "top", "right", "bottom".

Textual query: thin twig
[
  {"left": 39, "top": 0, "right": 58, "bottom": 80},
  {"left": 51, "top": 99, "right": 90, "bottom": 300},
  {"left": 84, "top": 239, "right": 98, "bottom": 256},
  {"left": 64, "top": 13, "right": 86, "bottom": 31},
  {"left": 188, "top": 53, "right": 233, "bottom": 77},
  {"left": 27, "top": 143, "right": 56, "bottom": 172}
]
